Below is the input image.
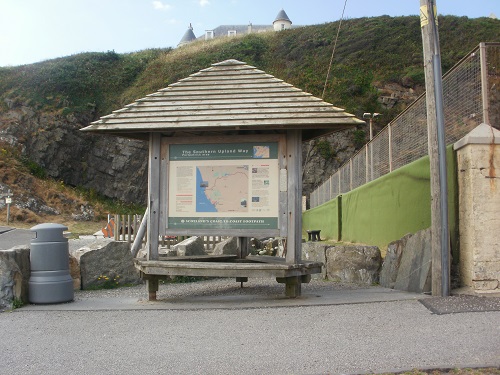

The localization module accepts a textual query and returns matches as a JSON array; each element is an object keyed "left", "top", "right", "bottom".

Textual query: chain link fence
[{"left": 310, "top": 43, "right": 499, "bottom": 209}]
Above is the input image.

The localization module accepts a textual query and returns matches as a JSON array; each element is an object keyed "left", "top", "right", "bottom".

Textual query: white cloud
[
  {"left": 199, "top": 0, "right": 210, "bottom": 7},
  {"left": 152, "top": 1, "right": 171, "bottom": 11}
]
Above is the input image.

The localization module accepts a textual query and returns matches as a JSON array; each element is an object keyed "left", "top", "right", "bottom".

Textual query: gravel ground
[{"left": 75, "top": 277, "right": 367, "bottom": 300}]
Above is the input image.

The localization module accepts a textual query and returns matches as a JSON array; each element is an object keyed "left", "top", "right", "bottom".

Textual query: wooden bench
[
  {"left": 135, "top": 255, "right": 323, "bottom": 298},
  {"left": 306, "top": 230, "right": 322, "bottom": 241}
]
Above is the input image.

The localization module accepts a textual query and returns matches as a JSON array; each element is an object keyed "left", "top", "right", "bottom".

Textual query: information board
[{"left": 168, "top": 142, "right": 279, "bottom": 230}]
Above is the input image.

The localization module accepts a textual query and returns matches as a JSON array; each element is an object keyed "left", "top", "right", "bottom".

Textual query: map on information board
[
  {"left": 253, "top": 146, "right": 270, "bottom": 159},
  {"left": 168, "top": 142, "right": 279, "bottom": 231},
  {"left": 196, "top": 165, "right": 249, "bottom": 213}
]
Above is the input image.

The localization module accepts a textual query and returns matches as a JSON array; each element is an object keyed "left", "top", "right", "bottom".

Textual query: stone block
[
  {"left": 0, "top": 246, "right": 30, "bottom": 310},
  {"left": 472, "top": 260, "right": 500, "bottom": 281},
  {"left": 79, "top": 241, "right": 141, "bottom": 290},
  {"left": 213, "top": 237, "right": 238, "bottom": 255},
  {"left": 379, "top": 234, "right": 411, "bottom": 288},
  {"left": 472, "top": 279, "right": 499, "bottom": 291},
  {"left": 325, "top": 245, "right": 381, "bottom": 284},
  {"left": 394, "top": 228, "right": 432, "bottom": 293},
  {"left": 69, "top": 255, "right": 81, "bottom": 290},
  {"left": 172, "top": 236, "right": 207, "bottom": 256},
  {"left": 301, "top": 242, "right": 328, "bottom": 280}
]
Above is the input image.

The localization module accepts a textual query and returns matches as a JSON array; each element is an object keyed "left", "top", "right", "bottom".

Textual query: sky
[{"left": 0, "top": 0, "right": 499, "bottom": 67}]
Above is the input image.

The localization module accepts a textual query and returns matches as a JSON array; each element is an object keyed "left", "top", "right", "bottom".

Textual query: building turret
[
  {"left": 178, "top": 23, "right": 197, "bottom": 47},
  {"left": 273, "top": 9, "right": 292, "bottom": 31}
]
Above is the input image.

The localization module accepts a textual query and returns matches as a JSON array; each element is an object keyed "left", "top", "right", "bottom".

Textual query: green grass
[{"left": 2, "top": 16, "right": 498, "bottom": 122}]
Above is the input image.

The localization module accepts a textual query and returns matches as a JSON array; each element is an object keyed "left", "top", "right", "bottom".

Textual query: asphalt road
[
  {"left": 1, "top": 282, "right": 499, "bottom": 375},
  {"left": 0, "top": 226, "right": 33, "bottom": 249}
]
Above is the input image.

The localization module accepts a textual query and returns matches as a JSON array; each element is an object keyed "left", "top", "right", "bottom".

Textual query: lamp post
[{"left": 363, "top": 112, "right": 381, "bottom": 181}]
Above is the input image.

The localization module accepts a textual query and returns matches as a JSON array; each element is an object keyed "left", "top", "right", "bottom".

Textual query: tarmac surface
[
  {"left": 2, "top": 278, "right": 500, "bottom": 375},
  {"left": 1, "top": 226, "right": 499, "bottom": 374},
  {"left": 0, "top": 226, "right": 33, "bottom": 249}
]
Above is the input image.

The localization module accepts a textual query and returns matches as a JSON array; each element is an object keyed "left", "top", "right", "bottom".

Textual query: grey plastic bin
[{"left": 29, "top": 223, "right": 74, "bottom": 304}]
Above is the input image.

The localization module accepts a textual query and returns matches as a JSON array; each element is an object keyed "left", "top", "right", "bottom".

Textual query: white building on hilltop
[{"left": 178, "top": 9, "right": 293, "bottom": 47}]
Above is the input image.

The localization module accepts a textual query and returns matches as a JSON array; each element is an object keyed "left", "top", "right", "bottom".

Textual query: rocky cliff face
[
  {"left": 0, "top": 100, "right": 148, "bottom": 204},
  {"left": 1, "top": 80, "right": 418, "bottom": 208},
  {"left": 302, "top": 129, "right": 359, "bottom": 199},
  {"left": 1, "top": 99, "right": 357, "bottom": 205}
]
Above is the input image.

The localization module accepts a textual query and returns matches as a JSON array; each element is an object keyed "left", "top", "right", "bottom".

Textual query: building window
[
  {"left": 205, "top": 30, "right": 214, "bottom": 40},
  {"left": 228, "top": 30, "right": 237, "bottom": 37},
  {"left": 281, "top": 24, "right": 285, "bottom": 30}
]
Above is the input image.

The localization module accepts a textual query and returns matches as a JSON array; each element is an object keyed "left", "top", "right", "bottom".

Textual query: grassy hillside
[{"left": 1, "top": 16, "right": 499, "bottom": 121}]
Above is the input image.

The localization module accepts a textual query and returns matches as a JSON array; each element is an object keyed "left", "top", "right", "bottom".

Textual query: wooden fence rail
[{"left": 108, "top": 214, "right": 226, "bottom": 251}]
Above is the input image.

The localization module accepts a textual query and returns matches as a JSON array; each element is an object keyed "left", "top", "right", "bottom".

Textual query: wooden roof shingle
[{"left": 81, "top": 59, "right": 365, "bottom": 140}]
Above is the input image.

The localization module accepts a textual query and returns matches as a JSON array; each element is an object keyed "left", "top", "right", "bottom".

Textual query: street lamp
[
  {"left": 363, "top": 113, "right": 381, "bottom": 181},
  {"left": 362, "top": 112, "right": 381, "bottom": 141}
]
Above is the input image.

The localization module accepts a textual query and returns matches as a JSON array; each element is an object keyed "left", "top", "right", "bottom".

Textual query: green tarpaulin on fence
[{"left": 303, "top": 146, "right": 458, "bottom": 257}]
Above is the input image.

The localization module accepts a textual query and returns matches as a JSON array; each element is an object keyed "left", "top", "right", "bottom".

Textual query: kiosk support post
[
  {"left": 147, "top": 133, "right": 162, "bottom": 300},
  {"left": 284, "top": 129, "right": 303, "bottom": 297}
]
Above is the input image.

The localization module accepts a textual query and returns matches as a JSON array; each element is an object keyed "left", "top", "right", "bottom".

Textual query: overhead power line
[{"left": 322, "top": 0, "right": 349, "bottom": 99}]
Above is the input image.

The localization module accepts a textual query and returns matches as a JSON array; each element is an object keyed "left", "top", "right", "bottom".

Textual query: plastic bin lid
[{"left": 31, "top": 223, "right": 69, "bottom": 242}]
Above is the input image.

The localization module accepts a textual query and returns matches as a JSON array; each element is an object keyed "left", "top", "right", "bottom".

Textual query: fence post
[
  {"left": 349, "top": 159, "right": 353, "bottom": 191},
  {"left": 127, "top": 215, "right": 132, "bottom": 246},
  {"left": 114, "top": 215, "right": 120, "bottom": 241},
  {"left": 123, "top": 215, "right": 127, "bottom": 242},
  {"left": 133, "top": 215, "right": 138, "bottom": 241},
  {"left": 388, "top": 124, "right": 393, "bottom": 172},
  {"left": 479, "top": 43, "right": 490, "bottom": 125},
  {"left": 338, "top": 170, "right": 341, "bottom": 195},
  {"left": 365, "top": 145, "right": 369, "bottom": 183}
]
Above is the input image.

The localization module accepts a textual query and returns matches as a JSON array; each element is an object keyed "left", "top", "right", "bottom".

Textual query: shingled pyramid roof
[{"left": 81, "top": 59, "right": 364, "bottom": 141}]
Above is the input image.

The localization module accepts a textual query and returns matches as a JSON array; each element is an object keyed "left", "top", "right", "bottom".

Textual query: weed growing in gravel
[
  {"left": 85, "top": 274, "right": 121, "bottom": 290},
  {"left": 12, "top": 298, "right": 25, "bottom": 309}
]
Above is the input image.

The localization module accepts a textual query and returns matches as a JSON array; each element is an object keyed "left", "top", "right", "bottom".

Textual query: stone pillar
[{"left": 453, "top": 123, "right": 500, "bottom": 294}]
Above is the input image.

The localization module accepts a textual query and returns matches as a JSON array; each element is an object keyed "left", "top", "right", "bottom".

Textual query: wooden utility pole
[{"left": 420, "top": 0, "right": 450, "bottom": 296}]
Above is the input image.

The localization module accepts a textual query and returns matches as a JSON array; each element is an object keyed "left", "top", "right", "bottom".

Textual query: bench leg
[
  {"left": 236, "top": 277, "right": 248, "bottom": 288},
  {"left": 276, "top": 276, "right": 302, "bottom": 298},
  {"left": 146, "top": 278, "right": 159, "bottom": 301}
]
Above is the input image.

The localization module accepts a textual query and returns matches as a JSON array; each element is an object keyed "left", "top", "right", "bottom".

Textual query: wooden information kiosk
[{"left": 82, "top": 60, "right": 363, "bottom": 298}]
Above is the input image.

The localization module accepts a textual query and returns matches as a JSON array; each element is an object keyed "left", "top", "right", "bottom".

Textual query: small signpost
[{"left": 2, "top": 190, "right": 13, "bottom": 224}]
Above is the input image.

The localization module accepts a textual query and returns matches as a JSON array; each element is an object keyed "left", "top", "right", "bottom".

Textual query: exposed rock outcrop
[
  {"left": 379, "top": 234, "right": 411, "bottom": 289},
  {"left": 79, "top": 241, "right": 141, "bottom": 289},
  {"left": 212, "top": 236, "right": 238, "bottom": 255},
  {"left": 0, "top": 246, "right": 30, "bottom": 311},
  {"left": 326, "top": 245, "right": 382, "bottom": 284},
  {"left": 172, "top": 236, "right": 207, "bottom": 257},
  {"left": 302, "top": 242, "right": 381, "bottom": 285},
  {"left": 0, "top": 104, "right": 148, "bottom": 204},
  {"left": 393, "top": 228, "right": 432, "bottom": 293},
  {"left": 0, "top": 77, "right": 420, "bottom": 208}
]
